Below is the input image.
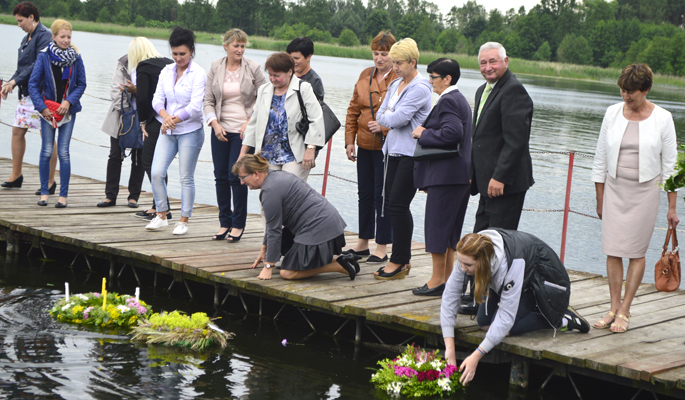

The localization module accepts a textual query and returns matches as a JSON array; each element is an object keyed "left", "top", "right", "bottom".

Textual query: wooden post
[
  {"left": 510, "top": 355, "right": 529, "bottom": 389},
  {"left": 6, "top": 230, "right": 19, "bottom": 254},
  {"left": 355, "top": 317, "right": 362, "bottom": 343},
  {"left": 560, "top": 152, "right": 574, "bottom": 263}
]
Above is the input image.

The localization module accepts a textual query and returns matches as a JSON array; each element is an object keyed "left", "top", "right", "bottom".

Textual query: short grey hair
[{"left": 479, "top": 42, "right": 507, "bottom": 61}]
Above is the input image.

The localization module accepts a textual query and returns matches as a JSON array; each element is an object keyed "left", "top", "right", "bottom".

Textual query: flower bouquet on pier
[
  {"left": 131, "top": 311, "right": 234, "bottom": 351},
  {"left": 370, "top": 344, "right": 465, "bottom": 398}
]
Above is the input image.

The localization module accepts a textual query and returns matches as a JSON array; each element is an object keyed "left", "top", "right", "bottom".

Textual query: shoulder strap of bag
[
  {"left": 295, "top": 80, "right": 308, "bottom": 122},
  {"left": 369, "top": 66, "right": 376, "bottom": 121}
]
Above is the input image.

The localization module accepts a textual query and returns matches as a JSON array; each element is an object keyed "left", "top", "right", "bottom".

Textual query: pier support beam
[
  {"left": 355, "top": 318, "right": 362, "bottom": 343},
  {"left": 510, "top": 356, "right": 529, "bottom": 389},
  {"left": 6, "top": 230, "right": 19, "bottom": 254}
]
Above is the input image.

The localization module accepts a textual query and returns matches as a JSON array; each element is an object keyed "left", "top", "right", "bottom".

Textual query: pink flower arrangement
[{"left": 125, "top": 298, "right": 148, "bottom": 315}]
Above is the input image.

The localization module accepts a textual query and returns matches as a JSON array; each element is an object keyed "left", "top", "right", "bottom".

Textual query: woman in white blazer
[
  {"left": 591, "top": 63, "right": 679, "bottom": 333},
  {"left": 239, "top": 52, "right": 324, "bottom": 181}
]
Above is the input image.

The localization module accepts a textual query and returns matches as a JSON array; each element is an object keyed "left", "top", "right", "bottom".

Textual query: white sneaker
[
  {"left": 172, "top": 222, "right": 188, "bottom": 235},
  {"left": 145, "top": 215, "right": 168, "bottom": 230}
]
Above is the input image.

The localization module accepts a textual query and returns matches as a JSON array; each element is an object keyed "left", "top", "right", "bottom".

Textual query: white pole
[
  {"left": 65, "top": 282, "right": 70, "bottom": 299},
  {"left": 135, "top": 287, "right": 140, "bottom": 302}
]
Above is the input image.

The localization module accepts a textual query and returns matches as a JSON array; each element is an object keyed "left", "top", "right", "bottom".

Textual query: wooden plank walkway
[{"left": 1, "top": 157, "right": 685, "bottom": 397}]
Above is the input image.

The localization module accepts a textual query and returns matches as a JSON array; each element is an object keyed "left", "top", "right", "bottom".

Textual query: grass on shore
[{"left": 3, "top": 14, "right": 685, "bottom": 88}]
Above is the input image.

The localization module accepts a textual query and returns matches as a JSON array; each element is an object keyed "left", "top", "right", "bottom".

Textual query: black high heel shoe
[
  {"left": 1, "top": 175, "right": 23, "bottom": 188},
  {"left": 212, "top": 227, "right": 231, "bottom": 240},
  {"left": 226, "top": 228, "right": 245, "bottom": 243},
  {"left": 35, "top": 182, "right": 56, "bottom": 195}
]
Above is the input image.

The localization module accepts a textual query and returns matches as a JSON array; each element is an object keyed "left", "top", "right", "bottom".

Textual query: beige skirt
[{"left": 601, "top": 168, "right": 660, "bottom": 258}]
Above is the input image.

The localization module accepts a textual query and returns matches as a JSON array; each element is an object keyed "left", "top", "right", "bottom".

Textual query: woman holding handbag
[
  {"left": 239, "top": 52, "right": 324, "bottom": 181},
  {"left": 342, "top": 30, "right": 397, "bottom": 264},
  {"left": 1, "top": 2, "right": 57, "bottom": 193},
  {"left": 28, "top": 18, "right": 86, "bottom": 208},
  {"left": 411, "top": 58, "right": 472, "bottom": 296},
  {"left": 591, "top": 64, "right": 679, "bottom": 333},
  {"left": 204, "top": 28, "right": 267, "bottom": 242}
]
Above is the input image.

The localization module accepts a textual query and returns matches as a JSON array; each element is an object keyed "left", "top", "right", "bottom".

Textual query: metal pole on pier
[{"left": 560, "top": 152, "right": 575, "bottom": 263}]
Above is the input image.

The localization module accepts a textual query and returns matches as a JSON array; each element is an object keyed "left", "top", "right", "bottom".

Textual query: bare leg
[
  {"left": 48, "top": 144, "right": 57, "bottom": 186},
  {"left": 280, "top": 258, "right": 348, "bottom": 279},
  {"left": 611, "top": 257, "right": 645, "bottom": 332},
  {"left": 351, "top": 238, "right": 369, "bottom": 252},
  {"left": 427, "top": 252, "right": 448, "bottom": 288},
  {"left": 9, "top": 127, "right": 27, "bottom": 180},
  {"left": 372, "top": 242, "right": 387, "bottom": 258},
  {"left": 180, "top": 216, "right": 189, "bottom": 224},
  {"left": 594, "top": 256, "right": 623, "bottom": 328}
]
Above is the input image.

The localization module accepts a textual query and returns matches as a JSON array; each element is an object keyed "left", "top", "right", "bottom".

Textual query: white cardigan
[
  {"left": 591, "top": 102, "right": 677, "bottom": 186},
  {"left": 242, "top": 76, "right": 324, "bottom": 162}
]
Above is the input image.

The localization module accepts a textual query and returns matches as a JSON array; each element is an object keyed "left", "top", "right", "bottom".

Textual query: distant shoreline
[{"left": 3, "top": 15, "right": 684, "bottom": 89}]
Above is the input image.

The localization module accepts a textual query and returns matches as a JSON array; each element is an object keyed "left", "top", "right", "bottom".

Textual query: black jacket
[
  {"left": 495, "top": 228, "right": 570, "bottom": 329},
  {"left": 470, "top": 69, "right": 534, "bottom": 196},
  {"left": 135, "top": 57, "right": 173, "bottom": 124},
  {"left": 11, "top": 22, "right": 52, "bottom": 98}
]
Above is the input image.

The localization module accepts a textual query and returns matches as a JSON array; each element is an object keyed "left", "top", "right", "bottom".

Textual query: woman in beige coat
[{"left": 204, "top": 29, "right": 267, "bottom": 242}]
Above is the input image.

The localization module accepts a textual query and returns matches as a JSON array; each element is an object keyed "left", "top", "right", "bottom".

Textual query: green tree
[
  {"left": 414, "top": 17, "right": 438, "bottom": 50},
  {"left": 307, "top": 27, "right": 334, "bottom": 43},
  {"left": 395, "top": 12, "right": 424, "bottom": 39},
  {"left": 363, "top": 9, "right": 393, "bottom": 40},
  {"left": 556, "top": 33, "right": 592, "bottom": 64},
  {"left": 637, "top": 36, "right": 674, "bottom": 74},
  {"left": 134, "top": 15, "right": 146, "bottom": 27},
  {"left": 532, "top": 41, "right": 551, "bottom": 60},
  {"left": 254, "top": 0, "right": 286, "bottom": 36},
  {"left": 338, "top": 28, "right": 360, "bottom": 46},
  {"left": 96, "top": 7, "right": 112, "bottom": 22},
  {"left": 436, "top": 28, "right": 469, "bottom": 54}
]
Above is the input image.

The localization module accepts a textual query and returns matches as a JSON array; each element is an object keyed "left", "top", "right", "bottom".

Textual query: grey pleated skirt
[{"left": 281, "top": 233, "right": 346, "bottom": 271}]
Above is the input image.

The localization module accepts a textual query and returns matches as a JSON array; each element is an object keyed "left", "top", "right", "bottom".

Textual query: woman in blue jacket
[{"left": 29, "top": 19, "right": 86, "bottom": 208}]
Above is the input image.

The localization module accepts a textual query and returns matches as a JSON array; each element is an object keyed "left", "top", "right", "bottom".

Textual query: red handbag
[
  {"left": 43, "top": 66, "right": 73, "bottom": 127},
  {"left": 655, "top": 228, "right": 681, "bottom": 292}
]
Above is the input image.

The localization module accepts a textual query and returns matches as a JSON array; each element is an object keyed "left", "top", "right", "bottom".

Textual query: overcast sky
[{"left": 431, "top": 0, "right": 542, "bottom": 15}]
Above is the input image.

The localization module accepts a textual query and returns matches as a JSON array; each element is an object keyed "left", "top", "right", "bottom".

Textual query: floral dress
[{"left": 262, "top": 94, "right": 295, "bottom": 165}]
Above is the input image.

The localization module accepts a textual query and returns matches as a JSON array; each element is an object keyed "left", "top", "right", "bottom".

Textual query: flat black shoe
[
  {"left": 342, "top": 248, "right": 370, "bottom": 256},
  {"left": 37, "top": 200, "right": 48, "bottom": 207},
  {"left": 143, "top": 212, "right": 172, "bottom": 221},
  {"left": 1, "top": 175, "right": 23, "bottom": 188},
  {"left": 412, "top": 283, "right": 446, "bottom": 296},
  {"left": 97, "top": 200, "right": 116, "bottom": 207},
  {"left": 135, "top": 210, "right": 154, "bottom": 218},
  {"left": 374, "top": 264, "right": 411, "bottom": 280},
  {"left": 563, "top": 306, "right": 590, "bottom": 333},
  {"left": 366, "top": 255, "right": 388, "bottom": 264},
  {"left": 128, "top": 201, "right": 139, "bottom": 208},
  {"left": 336, "top": 255, "right": 358, "bottom": 280},
  {"left": 36, "top": 181, "right": 56, "bottom": 195},
  {"left": 55, "top": 202, "right": 67, "bottom": 208}
]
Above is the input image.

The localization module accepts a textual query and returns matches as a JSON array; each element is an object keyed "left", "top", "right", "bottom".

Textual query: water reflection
[{"left": 0, "top": 25, "right": 683, "bottom": 286}]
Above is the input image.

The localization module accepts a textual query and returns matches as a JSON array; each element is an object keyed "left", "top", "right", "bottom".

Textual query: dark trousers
[
  {"left": 357, "top": 147, "right": 392, "bottom": 244},
  {"left": 425, "top": 184, "right": 470, "bottom": 253},
  {"left": 105, "top": 136, "right": 145, "bottom": 202},
  {"left": 385, "top": 156, "right": 416, "bottom": 264},
  {"left": 142, "top": 119, "right": 168, "bottom": 211},
  {"left": 211, "top": 129, "right": 248, "bottom": 229},
  {"left": 477, "top": 288, "right": 552, "bottom": 335},
  {"left": 473, "top": 191, "right": 527, "bottom": 232}
]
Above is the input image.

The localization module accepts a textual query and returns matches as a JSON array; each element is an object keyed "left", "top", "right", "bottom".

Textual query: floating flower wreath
[
  {"left": 49, "top": 292, "right": 151, "bottom": 327},
  {"left": 131, "top": 311, "right": 234, "bottom": 351},
  {"left": 370, "top": 344, "right": 465, "bottom": 398}
]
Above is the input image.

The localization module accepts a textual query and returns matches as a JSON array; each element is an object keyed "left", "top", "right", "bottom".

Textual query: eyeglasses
[
  {"left": 238, "top": 173, "right": 251, "bottom": 181},
  {"left": 428, "top": 75, "right": 444, "bottom": 81}
]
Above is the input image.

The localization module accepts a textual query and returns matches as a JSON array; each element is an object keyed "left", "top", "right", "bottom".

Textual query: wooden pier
[{"left": 1, "top": 157, "right": 684, "bottom": 398}]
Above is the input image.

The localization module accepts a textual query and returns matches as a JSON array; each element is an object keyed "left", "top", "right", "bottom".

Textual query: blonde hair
[
  {"left": 128, "top": 37, "right": 162, "bottom": 71},
  {"left": 50, "top": 19, "right": 78, "bottom": 52},
  {"left": 456, "top": 233, "right": 495, "bottom": 303},
  {"left": 388, "top": 38, "right": 419, "bottom": 67},
  {"left": 223, "top": 28, "right": 249, "bottom": 46},
  {"left": 232, "top": 153, "right": 270, "bottom": 175}
]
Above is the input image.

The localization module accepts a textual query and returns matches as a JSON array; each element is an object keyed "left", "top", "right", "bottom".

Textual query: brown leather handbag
[{"left": 655, "top": 228, "right": 681, "bottom": 292}]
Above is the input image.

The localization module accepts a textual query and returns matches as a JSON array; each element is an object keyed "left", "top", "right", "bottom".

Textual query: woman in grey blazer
[{"left": 204, "top": 28, "right": 267, "bottom": 242}]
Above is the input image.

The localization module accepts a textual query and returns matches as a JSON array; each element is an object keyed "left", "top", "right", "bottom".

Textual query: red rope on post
[
  {"left": 560, "top": 152, "right": 575, "bottom": 263},
  {"left": 321, "top": 141, "right": 333, "bottom": 197}
]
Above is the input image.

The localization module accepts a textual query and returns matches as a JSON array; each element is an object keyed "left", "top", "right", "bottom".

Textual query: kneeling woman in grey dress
[
  {"left": 591, "top": 63, "right": 679, "bottom": 333},
  {"left": 232, "top": 154, "right": 359, "bottom": 280}
]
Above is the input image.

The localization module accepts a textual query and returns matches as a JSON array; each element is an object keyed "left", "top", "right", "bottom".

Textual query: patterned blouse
[{"left": 262, "top": 94, "right": 295, "bottom": 165}]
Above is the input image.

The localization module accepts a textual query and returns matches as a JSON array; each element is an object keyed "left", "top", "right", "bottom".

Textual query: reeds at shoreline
[{"left": 3, "top": 14, "right": 684, "bottom": 88}]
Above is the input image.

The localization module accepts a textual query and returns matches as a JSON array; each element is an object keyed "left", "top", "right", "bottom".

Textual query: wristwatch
[
  {"left": 265, "top": 263, "right": 273, "bottom": 269},
  {"left": 307, "top": 145, "right": 316, "bottom": 149}
]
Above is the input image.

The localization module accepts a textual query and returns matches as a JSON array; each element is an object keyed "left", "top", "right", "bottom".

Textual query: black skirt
[{"left": 280, "top": 232, "right": 346, "bottom": 271}]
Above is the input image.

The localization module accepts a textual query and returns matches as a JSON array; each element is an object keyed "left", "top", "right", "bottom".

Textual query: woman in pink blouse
[{"left": 203, "top": 28, "right": 267, "bottom": 242}]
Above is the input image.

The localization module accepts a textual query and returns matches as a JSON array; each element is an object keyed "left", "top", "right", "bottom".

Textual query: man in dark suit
[{"left": 470, "top": 42, "right": 534, "bottom": 232}]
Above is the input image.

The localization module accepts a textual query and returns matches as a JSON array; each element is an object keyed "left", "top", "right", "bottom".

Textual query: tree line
[{"left": 3, "top": 0, "right": 685, "bottom": 76}]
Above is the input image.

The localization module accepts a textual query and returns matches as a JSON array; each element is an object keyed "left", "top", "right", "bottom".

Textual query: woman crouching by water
[
  {"left": 232, "top": 154, "right": 359, "bottom": 280},
  {"left": 441, "top": 230, "right": 590, "bottom": 385}
]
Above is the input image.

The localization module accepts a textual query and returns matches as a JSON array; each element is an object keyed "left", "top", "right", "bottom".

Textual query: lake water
[{"left": 0, "top": 25, "right": 684, "bottom": 399}]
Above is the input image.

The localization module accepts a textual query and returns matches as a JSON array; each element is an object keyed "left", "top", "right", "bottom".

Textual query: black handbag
[
  {"left": 413, "top": 91, "right": 462, "bottom": 161},
  {"left": 118, "top": 88, "right": 143, "bottom": 156},
  {"left": 295, "top": 80, "right": 341, "bottom": 145}
]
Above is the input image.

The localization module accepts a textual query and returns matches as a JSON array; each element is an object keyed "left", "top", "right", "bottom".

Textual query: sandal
[
  {"left": 593, "top": 311, "right": 616, "bottom": 329},
  {"left": 610, "top": 313, "right": 631, "bottom": 333},
  {"left": 373, "top": 264, "right": 411, "bottom": 280},
  {"left": 212, "top": 227, "right": 230, "bottom": 240}
]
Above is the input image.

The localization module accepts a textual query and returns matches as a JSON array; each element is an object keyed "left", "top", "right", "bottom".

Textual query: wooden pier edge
[{"left": 1, "top": 158, "right": 685, "bottom": 398}]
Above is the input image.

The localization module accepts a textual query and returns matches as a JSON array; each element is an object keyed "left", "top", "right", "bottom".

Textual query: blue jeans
[
  {"left": 211, "top": 129, "right": 247, "bottom": 229},
  {"left": 356, "top": 147, "right": 392, "bottom": 244},
  {"left": 40, "top": 116, "right": 76, "bottom": 197},
  {"left": 151, "top": 129, "right": 205, "bottom": 218}
]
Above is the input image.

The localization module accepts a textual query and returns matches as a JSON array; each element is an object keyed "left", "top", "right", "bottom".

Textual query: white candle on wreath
[
  {"left": 65, "top": 282, "right": 70, "bottom": 299},
  {"left": 135, "top": 287, "right": 140, "bottom": 302}
]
